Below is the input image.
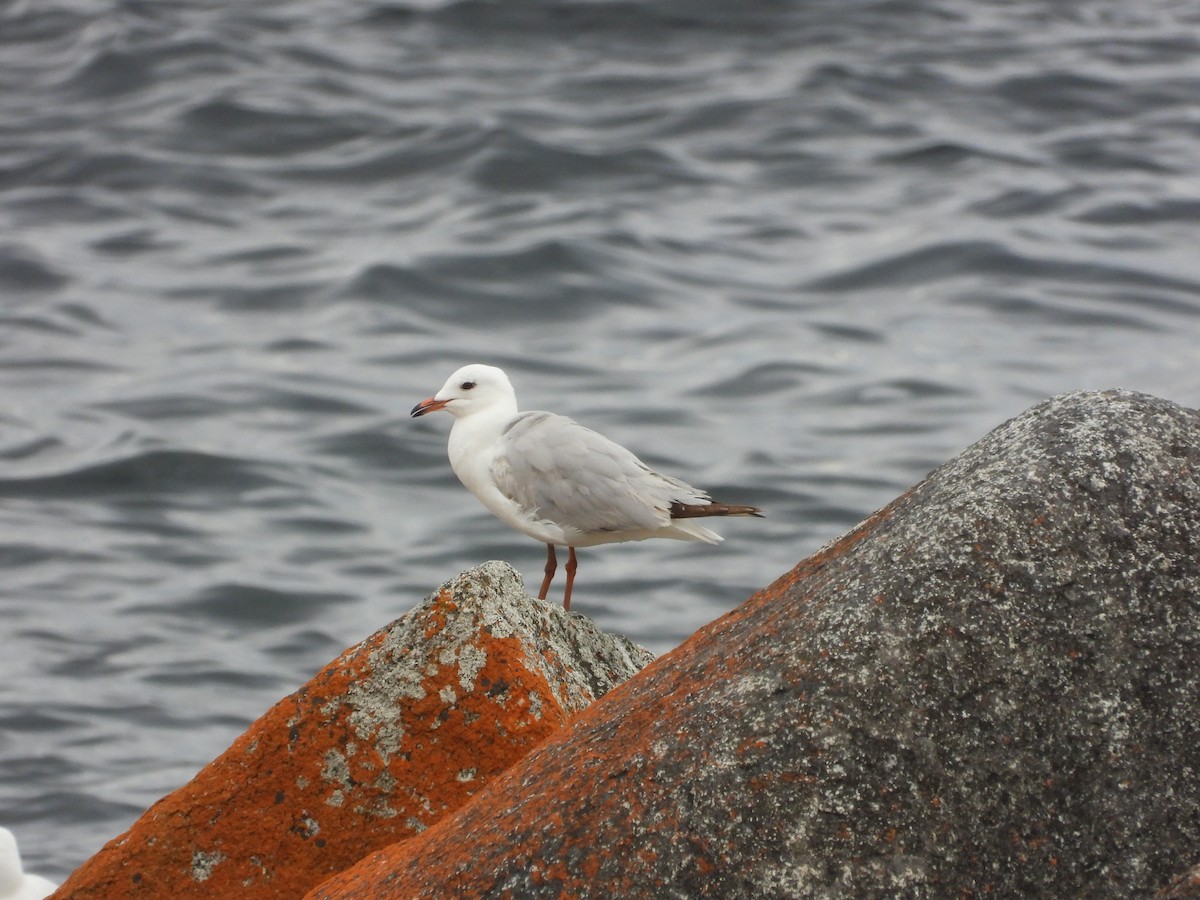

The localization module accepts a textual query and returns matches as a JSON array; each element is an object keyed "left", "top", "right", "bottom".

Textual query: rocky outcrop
[
  {"left": 52, "top": 563, "right": 652, "bottom": 899},
  {"left": 308, "top": 390, "right": 1200, "bottom": 898}
]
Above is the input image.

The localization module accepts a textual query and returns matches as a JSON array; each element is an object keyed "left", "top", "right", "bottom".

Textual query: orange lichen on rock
[{"left": 53, "top": 562, "right": 652, "bottom": 899}]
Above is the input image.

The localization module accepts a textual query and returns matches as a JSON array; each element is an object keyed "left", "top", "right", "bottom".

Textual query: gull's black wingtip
[{"left": 669, "top": 501, "right": 764, "bottom": 520}]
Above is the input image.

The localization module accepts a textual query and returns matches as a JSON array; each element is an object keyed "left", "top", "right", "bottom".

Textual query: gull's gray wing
[{"left": 491, "top": 411, "right": 709, "bottom": 535}]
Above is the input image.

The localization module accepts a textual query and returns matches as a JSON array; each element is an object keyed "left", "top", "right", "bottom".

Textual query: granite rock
[{"left": 308, "top": 390, "right": 1200, "bottom": 898}]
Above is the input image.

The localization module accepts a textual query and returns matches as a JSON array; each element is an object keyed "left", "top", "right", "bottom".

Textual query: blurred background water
[{"left": 2, "top": 0, "right": 1200, "bottom": 879}]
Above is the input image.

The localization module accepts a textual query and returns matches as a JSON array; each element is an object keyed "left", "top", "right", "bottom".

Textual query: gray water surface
[{"left": 3, "top": 0, "right": 1200, "bottom": 879}]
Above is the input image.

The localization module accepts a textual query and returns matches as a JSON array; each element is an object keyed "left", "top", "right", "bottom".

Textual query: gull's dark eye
[{"left": 461, "top": 381, "right": 476, "bottom": 390}]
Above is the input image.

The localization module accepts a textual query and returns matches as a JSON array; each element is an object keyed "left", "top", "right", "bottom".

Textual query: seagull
[
  {"left": 411, "top": 364, "right": 761, "bottom": 610},
  {"left": 0, "top": 827, "right": 57, "bottom": 900}
]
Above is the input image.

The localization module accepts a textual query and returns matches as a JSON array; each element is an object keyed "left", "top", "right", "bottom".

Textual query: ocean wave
[{"left": 0, "top": 450, "right": 281, "bottom": 499}]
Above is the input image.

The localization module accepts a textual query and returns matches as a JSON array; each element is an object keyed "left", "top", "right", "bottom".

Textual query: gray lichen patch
[
  {"left": 190, "top": 848, "right": 227, "bottom": 883},
  {"left": 338, "top": 561, "right": 654, "bottom": 764},
  {"left": 321, "top": 747, "right": 349, "bottom": 781},
  {"left": 456, "top": 643, "right": 487, "bottom": 692},
  {"left": 321, "top": 747, "right": 352, "bottom": 803},
  {"left": 527, "top": 689, "right": 544, "bottom": 721},
  {"left": 449, "top": 564, "right": 654, "bottom": 713},
  {"left": 405, "top": 816, "right": 428, "bottom": 834}
]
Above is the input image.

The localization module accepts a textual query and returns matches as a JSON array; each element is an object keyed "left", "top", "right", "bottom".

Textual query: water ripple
[
  {"left": 0, "top": 450, "right": 281, "bottom": 500},
  {"left": 173, "top": 98, "right": 381, "bottom": 157},
  {"left": 804, "top": 239, "right": 1200, "bottom": 298}
]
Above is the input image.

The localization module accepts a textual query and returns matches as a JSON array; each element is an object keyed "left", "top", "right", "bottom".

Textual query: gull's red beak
[{"left": 410, "top": 396, "right": 449, "bottom": 418}]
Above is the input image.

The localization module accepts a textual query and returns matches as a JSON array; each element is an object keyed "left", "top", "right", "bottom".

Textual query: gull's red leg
[
  {"left": 563, "top": 546, "right": 578, "bottom": 611},
  {"left": 538, "top": 544, "right": 557, "bottom": 601}
]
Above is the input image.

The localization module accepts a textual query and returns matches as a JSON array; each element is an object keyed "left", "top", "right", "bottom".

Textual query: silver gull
[{"left": 411, "top": 364, "right": 761, "bottom": 609}]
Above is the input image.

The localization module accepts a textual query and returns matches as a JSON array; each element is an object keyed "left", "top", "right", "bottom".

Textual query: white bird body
[
  {"left": 412, "top": 364, "right": 761, "bottom": 609},
  {"left": 0, "top": 827, "right": 57, "bottom": 900}
]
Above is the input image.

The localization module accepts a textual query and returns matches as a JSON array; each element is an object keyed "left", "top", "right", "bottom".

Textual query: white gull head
[{"left": 410, "top": 363, "right": 517, "bottom": 421}]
